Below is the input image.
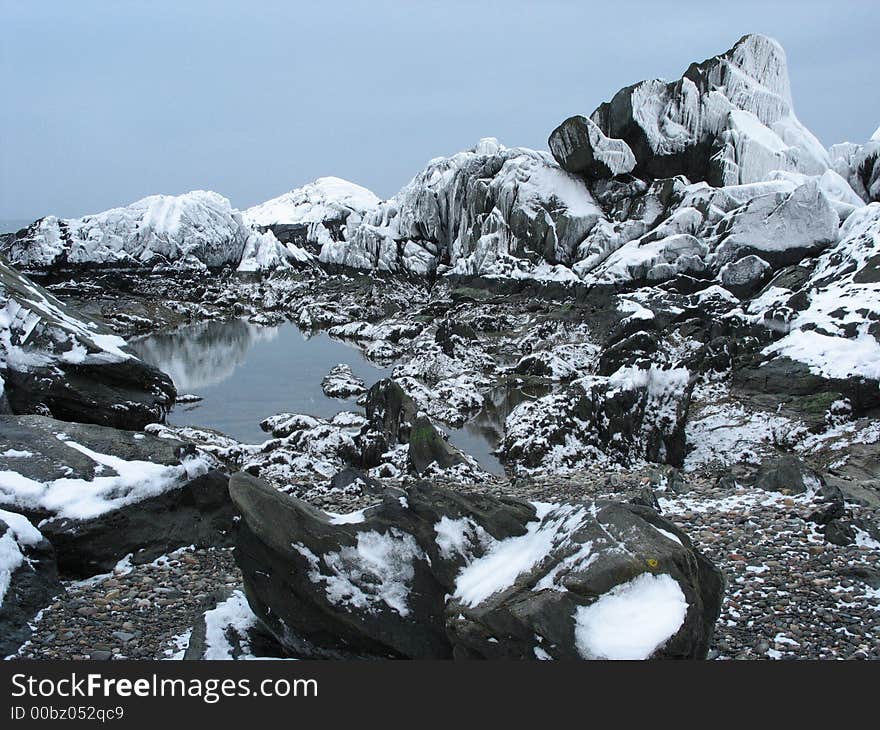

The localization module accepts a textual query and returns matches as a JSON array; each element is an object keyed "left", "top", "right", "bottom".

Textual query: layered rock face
[
  {"left": 230, "top": 473, "right": 723, "bottom": 659},
  {"left": 322, "top": 137, "right": 604, "bottom": 275},
  {"left": 0, "top": 259, "right": 175, "bottom": 430}
]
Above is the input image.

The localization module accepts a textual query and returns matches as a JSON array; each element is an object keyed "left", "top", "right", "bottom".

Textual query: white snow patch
[{"left": 572, "top": 573, "right": 688, "bottom": 660}]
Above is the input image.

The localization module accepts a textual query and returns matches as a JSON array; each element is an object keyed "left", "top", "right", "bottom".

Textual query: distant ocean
[{"left": 0, "top": 219, "right": 34, "bottom": 234}]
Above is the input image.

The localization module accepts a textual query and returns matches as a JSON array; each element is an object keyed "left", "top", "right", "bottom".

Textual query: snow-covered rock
[
  {"left": 709, "top": 180, "right": 839, "bottom": 267},
  {"left": 828, "top": 129, "right": 880, "bottom": 204},
  {"left": 502, "top": 365, "right": 693, "bottom": 472},
  {"left": 587, "top": 34, "right": 829, "bottom": 186},
  {"left": 230, "top": 473, "right": 723, "bottom": 659},
  {"left": 0, "top": 508, "right": 60, "bottom": 657},
  {"left": 245, "top": 177, "right": 380, "bottom": 260},
  {"left": 322, "top": 139, "right": 605, "bottom": 275},
  {"left": 321, "top": 364, "right": 366, "bottom": 399},
  {"left": 0, "top": 191, "right": 248, "bottom": 271},
  {"left": 0, "top": 415, "right": 234, "bottom": 577},
  {"left": 236, "top": 229, "right": 313, "bottom": 273},
  {"left": 759, "top": 203, "right": 880, "bottom": 387},
  {"left": 0, "top": 259, "right": 175, "bottom": 430}
]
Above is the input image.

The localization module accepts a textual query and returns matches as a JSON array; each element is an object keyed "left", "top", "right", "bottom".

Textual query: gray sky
[{"left": 1, "top": 0, "right": 877, "bottom": 221}]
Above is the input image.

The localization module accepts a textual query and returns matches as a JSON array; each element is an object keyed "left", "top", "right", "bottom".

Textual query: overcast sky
[{"left": 1, "top": 0, "right": 877, "bottom": 221}]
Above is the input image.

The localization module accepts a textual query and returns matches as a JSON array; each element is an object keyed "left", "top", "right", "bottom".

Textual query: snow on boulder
[
  {"left": 501, "top": 365, "right": 693, "bottom": 471},
  {"left": 321, "top": 363, "right": 366, "bottom": 399},
  {"left": 229, "top": 473, "right": 723, "bottom": 659},
  {"left": 0, "top": 507, "right": 60, "bottom": 657},
  {"left": 829, "top": 131, "right": 880, "bottom": 204},
  {"left": 0, "top": 415, "right": 234, "bottom": 577},
  {"left": 0, "top": 191, "right": 249, "bottom": 271},
  {"left": 548, "top": 115, "right": 636, "bottom": 179},
  {"left": 0, "top": 259, "right": 175, "bottom": 430},
  {"left": 709, "top": 180, "right": 839, "bottom": 267},
  {"left": 760, "top": 203, "right": 880, "bottom": 389},
  {"left": 586, "top": 34, "right": 829, "bottom": 185}
]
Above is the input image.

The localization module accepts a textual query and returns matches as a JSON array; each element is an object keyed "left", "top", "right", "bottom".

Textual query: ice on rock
[
  {"left": 326, "top": 139, "right": 604, "bottom": 276},
  {"left": 246, "top": 177, "right": 380, "bottom": 264},
  {"left": 587, "top": 34, "right": 830, "bottom": 186},
  {"left": 1, "top": 191, "right": 249, "bottom": 271},
  {"left": 829, "top": 131, "right": 880, "bottom": 203},
  {"left": 549, "top": 115, "right": 636, "bottom": 179},
  {"left": 709, "top": 180, "right": 839, "bottom": 266}
]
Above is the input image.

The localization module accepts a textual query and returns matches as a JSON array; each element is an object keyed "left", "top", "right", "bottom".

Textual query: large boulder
[
  {"left": 230, "top": 473, "right": 723, "bottom": 659},
  {"left": 587, "top": 34, "right": 829, "bottom": 186},
  {"left": 0, "top": 415, "right": 234, "bottom": 577},
  {"left": 0, "top": 509, "right": 61, "bottom": 657},
  {"left": 0, "top": 259, "right": 175, "bottom": 430},
  {"left": 548, "top": 115, "right": 636, "bottom": 179},
  {"left": 709, "top": 181, "right": 839, "bottom": 268}
]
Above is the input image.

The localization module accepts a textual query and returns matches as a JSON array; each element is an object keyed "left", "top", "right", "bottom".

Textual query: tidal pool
[{"left": 130, "top": 318, "right": 511, "bottom": 474}]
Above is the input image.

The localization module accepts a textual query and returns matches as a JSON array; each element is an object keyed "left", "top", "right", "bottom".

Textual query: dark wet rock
[
  {"left": 548, "top": 115, "right": 636, "bottom": 179},
  {"left": 630, "top": 486, "right": 661, "bottom": 512},
  {"left": 0, "top": 259, "right": 175, "bottom": 430},
  {"left": 808, "top": 484, "right": 845, "bottom": 525},
  {"left": 329, "top": 467, "right": 383, "bottom": 496},
  {"left": 753, "top": 454, "right": 823, "bottom": 494},
  {"left": 597, "top": 330, "right": 661, "bottom": 375},
  {"left": 823, "top": 519, "right": 856, "bottom": 547},
  {"left": 719, "top": 255, "right": 771, "bottom": 298},
  {"left": 230, "top": 473, "right": 723, "bottom": 660},
  {"left": 435, "top": 319, "right": 477, "bottom": 357},
  {"left": 0, "top": 514, "right": 61, "bottom": 657},
  {"left": 361, "top": 378, "right": 468, "bottom": 475}
]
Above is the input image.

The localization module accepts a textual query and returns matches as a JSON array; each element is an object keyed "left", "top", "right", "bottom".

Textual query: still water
[{"left": 130, "top": 319, "right": 518, "bottom": 475}]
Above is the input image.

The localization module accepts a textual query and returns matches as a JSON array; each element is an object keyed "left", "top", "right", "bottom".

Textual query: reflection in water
[
  {"left": 131, "top": 320, "right": 279, "bottom": 391},
  {"left": 131, "top": 319, "right": 391, "bottom": 443},
  {"left": 130, "top": 318, "right": 541, "bottom": 475}
]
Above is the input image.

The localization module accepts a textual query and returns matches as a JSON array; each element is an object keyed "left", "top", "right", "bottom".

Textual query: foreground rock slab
[
  {"left": 230, "top": 472, "right": 723, "bottom": 659},
  {"left": 0, "top": 258, "right": 175, "bottom": 430},
  {"left": 0, "top": 415, "right": 235, "bottom": 577}
]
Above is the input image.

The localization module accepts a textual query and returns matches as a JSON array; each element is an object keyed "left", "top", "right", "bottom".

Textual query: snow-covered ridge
[
  {"left": 244, "top": 176, "right": 379, "bottom": 228},
  {"left": 1, "top": 191, "right": 249, "bottom": 271}
]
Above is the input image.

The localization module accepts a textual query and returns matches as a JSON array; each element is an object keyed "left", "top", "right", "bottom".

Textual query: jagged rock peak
[{"left": 578, "top": 33, "right": 829, "bottom": 187}]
